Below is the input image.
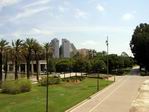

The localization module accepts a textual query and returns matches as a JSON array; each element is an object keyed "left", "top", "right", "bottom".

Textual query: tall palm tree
[
  {"left": 3, "top": 46, "right": 12, "bottom": 80},
  {"left": 12, "top": 39, "right": 23, "bottom": 80},
  {"left": 44, "top": 43, "right": 53, "bottom": 74},
  {"left": 32, "top": 41, "right": 42, "bottom": 81},
  {"left": 0, "top": 39, "right": 9, "bottom": 82},
  {"left": 22, "top": 38, "right": 36, "bottom": 79}
]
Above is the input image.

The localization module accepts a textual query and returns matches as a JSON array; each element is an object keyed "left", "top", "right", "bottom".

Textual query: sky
[{"left": 0, "top": 0, "right": 149, "bottom": 56}]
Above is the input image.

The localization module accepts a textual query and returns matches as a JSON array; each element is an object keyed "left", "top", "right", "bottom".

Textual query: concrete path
[{"left": 66, "top": 75, "right": 148, "bottom": 112}]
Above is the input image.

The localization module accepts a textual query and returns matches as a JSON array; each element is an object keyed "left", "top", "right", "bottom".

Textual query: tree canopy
[{"left": 130, "top": 23, "right": 149, "bottom": 71}]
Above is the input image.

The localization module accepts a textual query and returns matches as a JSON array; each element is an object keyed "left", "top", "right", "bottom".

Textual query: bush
[
  {"left": 39, "top": 76, "right": 61, "bottom": 86},
  {"left": 1, "top": 79, "right": 31, "bottom": 94},
  {"left": 62, "top": 76, "right": 86, "bottom": 82}
]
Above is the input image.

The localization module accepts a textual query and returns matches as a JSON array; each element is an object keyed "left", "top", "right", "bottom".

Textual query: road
[{"left": 66, "top": 73, "right": 148, "bottom": 112}]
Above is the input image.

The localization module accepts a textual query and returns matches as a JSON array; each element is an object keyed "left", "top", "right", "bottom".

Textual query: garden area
[{"left": 0, "top": 77, "right": 112, "bottom": 112}]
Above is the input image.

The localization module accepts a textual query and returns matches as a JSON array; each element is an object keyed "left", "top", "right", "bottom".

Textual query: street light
[
  {"left": 106, "top": 36, "right": 115, "bottom": 82},
  {"left": 106, "top": 36, "right": 109, "bottom": 76},
  {"left": 97, "top": 72, "right": 100, "bottom": 91},
  {"left": 45, "top": 49, "right": 49, "bottom": 112}
]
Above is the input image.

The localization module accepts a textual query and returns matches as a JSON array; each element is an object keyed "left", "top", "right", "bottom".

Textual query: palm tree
[
  {"left": 3, "top": 46, "right": 12, "bottom": 80},
  {"left": 32, "top": 41, "right": 42, "bottom": 81},
  {"left": 0, "top": 39, "right": 9, "bottom": 82},
  {"left": 44, "top": 43, "right": 53, "bottom": 74},
  {"left": 22, "top": 38, "right": 36, "bottom": 79},
  {"left": 12, "top": 39, "right": 23, "bottom": 80}
]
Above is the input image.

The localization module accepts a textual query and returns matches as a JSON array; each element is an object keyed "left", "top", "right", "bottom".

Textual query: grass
[{"left": 0, "top": 78, "right": 113, "bottom": 112}]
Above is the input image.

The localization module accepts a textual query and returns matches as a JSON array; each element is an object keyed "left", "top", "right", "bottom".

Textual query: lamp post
[
  {"left": 106, "top": 36, "right": 109, "bottom": 76},
  {"left": 97, "top": 72, "right": 99, "bottom": 91},
  {"left": 45, "top": 49, "right": 49, "bottom": 112}
]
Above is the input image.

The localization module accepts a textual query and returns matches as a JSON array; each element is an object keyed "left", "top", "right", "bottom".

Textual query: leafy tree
[
  {"left": 130, "top": 23, "right": 149, "bottom": 71},
  {"left": 108, "top": 54, "right": 123, "bottom": 73},
  {"left": 0, "top": 39, "right": 9, "bottom": 82},
  {"left": 91, "top": 59, "right": 106, "bottom": 73},
  {"left": 48, "top": 59, "right": 56, "bottom": 73},
  {"left": 56, "top": 59, "right": 70, "bottom": 73}
]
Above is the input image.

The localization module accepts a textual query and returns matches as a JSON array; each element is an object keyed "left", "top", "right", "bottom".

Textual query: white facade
[{"left": 7, "top": 60, "right": 47, "bottom": 74}]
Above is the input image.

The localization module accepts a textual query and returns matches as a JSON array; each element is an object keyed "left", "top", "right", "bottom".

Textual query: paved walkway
[{"left": 66, "top": 75, "right": 148, "bottom": 112}]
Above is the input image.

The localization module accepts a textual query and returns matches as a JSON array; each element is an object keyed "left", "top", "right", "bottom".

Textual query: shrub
[
  {"left": 39, "top": 76, "right": 61, "bottom": 86},
  {"left": 1, "top": 79, "right": 31, "bottom": 94},
  {"left": 62, "top": 76, "right": 86, "bottom": 82}
]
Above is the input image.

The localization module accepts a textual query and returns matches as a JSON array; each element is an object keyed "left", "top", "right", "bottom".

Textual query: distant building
[
  {"left": 70, "top": 43, "right": 77, "bottom": 57},
  {"left": 50, "top": 38, "right": 59, "bottom": 58},
  {"left": 78, "top": 48, "right": 89, "bottom": 57},
  {"left": 61, "top": 39, "right": 71, "bottom": 58}
]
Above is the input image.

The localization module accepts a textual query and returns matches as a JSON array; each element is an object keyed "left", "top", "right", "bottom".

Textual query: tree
[
  {"left": 48, "top": 59, "right": 56, "bottom": 73},
  {"left": 3, "top": 46, "right": 12, "bottom": 80},
  {"left": 44, "top": 43, "right": 53, "bottom": 74},
  {"left": 91, "top": 59, "right": 106, "bottom": 73},
  {"left": 12, "top": 39, "right": 23, "bottom": 80},
  {"left": 32, "top": 41, "right": 42, "bottom": 81},
  {"left": 130, "top": 23, "right": 149, "bottom": 71},
  {"left": 23, "top": 38, "right": 36, "bottom": 79},
  {"left": 0, "top": 39, "right": 9, "bottom": 82},
  {"left": 56, "top": 59, "right": 70, "bottom": 73}
]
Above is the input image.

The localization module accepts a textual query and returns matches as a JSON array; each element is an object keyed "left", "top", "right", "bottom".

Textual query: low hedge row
[
  {"left": 1, "top": 79, "right": 31, "bottom": 94},
  {"left": 39, "top": 76, "right": 61, "bottom": 86},
  {"left": 62, "top": 76, "right": 86, "bottom": 82}
]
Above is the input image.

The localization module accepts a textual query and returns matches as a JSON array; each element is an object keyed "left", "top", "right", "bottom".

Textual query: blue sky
[{"left": 0, "top": 0, "right": 149, "bottom": 56}]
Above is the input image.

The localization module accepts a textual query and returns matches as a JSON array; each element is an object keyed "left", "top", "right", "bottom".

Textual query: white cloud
[
  {"left": 0, "top": 0, "right": 22, "bottom": 11},
  {"left": 74, "top": 9, "right": 87, "bottom": 18},
  {"left": 0, "top": 0, "right": 21, "bottom": 7},
  {"left": 42, "top": 26, "right": 131, "bottom": 33},
  {"left": 9, "top": 28, "right": 55, "bottom": 39},
  {"left": 23, "top": 0, "right": 50, "bottom": 9},
  {"left": 58, "top": 6, "right": 66, "bottom": 13},
  {"left": 32, "top": 28, "right": 55, "bottom": 36},
  {"left": 81, "top": 40, "right": 97, "bottom": 46},
  {"left": 96, "top": 4, "right": 104, "bottom": 12},
  {"left": 11, "top": 6, "right": 50, "bottom": 20},
  {"left": 122, "top": 13, "right": 135, "bottom": 21}
]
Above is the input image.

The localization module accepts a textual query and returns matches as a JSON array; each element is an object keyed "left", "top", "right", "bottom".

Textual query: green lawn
[{"left": 0, "top": 78, "right": 112, "bottom": 112}]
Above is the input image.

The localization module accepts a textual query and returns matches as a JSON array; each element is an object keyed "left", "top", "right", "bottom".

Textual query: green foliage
[
  {"left": 62, "top": 76, "right": 86, "bottom": 82},
  {"left": 56, "top": 59, "right": 71, "bottom": 73},
  {"left": 73, "top": 58, "right": 90, "bottom": 73},
  {"left": 48, "top": 59, "right": 56, "bottom": 72},
  {"left": 1, "top": 79, "right": 31, "bottom": 94},
  {"left": 91, "top": 59, "right": 106, "bottom": 73},
  {"left": 130, "top": 23, "right": 149, "bottom": 71},
  {"left": 0, "top": 78, "right": 112, "bottom": 112},
  {"left": 39, "top": 76, "right": 61, "bottom": 86}
]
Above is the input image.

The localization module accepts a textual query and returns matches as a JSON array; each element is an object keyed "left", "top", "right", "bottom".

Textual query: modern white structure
[
  {"left": 7, "top": 60, "right": 47, "bottom": 74},
  {"left": 50, "top": 38, "right": 59, "bottom": 58}
]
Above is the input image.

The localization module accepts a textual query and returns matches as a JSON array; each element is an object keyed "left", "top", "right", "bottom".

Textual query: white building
[{"left": 7, "top": 60, "right": 47, "bottom": 74}]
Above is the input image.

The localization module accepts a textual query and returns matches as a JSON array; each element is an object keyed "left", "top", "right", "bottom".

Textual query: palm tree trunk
[
  {"left": 15, "top": 56, "right": 18, "bottom": 80},
  {"left": 0, "top": 53, "right": 3, "bottom": 82},
  {"left": 27, "top": 60, "right": 30, "bottom": 79},
  {"left": 4, "top": 55, "right": 8, "bottom": 81},
  {"left": 36, "top": 58, "right": 39, "bottom": 82}
]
